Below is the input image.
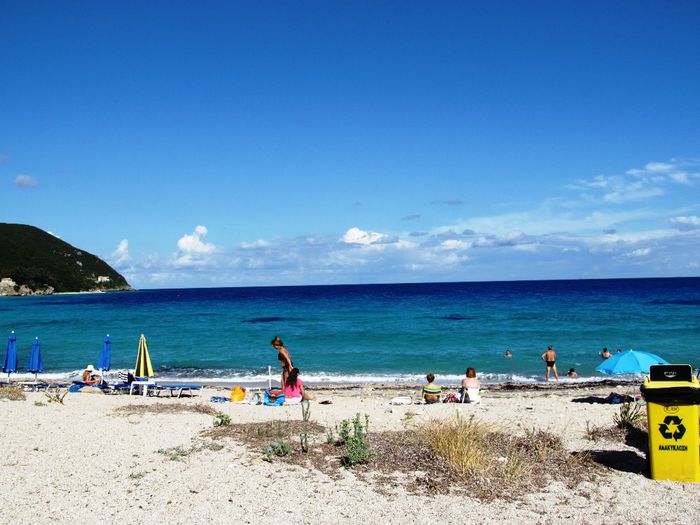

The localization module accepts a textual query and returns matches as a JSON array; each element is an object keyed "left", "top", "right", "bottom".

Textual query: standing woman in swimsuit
[
  {"left": 271, "top": 336, "right": 293, "bottom": 388},
  {"left": 540, "top": 345, "right": 559, "bottom": 382}
]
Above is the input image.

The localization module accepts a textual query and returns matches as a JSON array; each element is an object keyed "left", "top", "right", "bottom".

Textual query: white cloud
[
  {"left": 177, "top": 225, "right": 215, "bottom": 254},
  {"left": 175, "top": 225, "right": 216, "bottom": 265},
  {"left": 626, "top": 248, "right": 651, "bottom": 257},
  {"left": 240, "top": 240, "right": 270, "bottom": 249},
  {"left": 111, "top": 239, "right": 130, "bottom": 265},
  {"left": 441, "top": 239, "right": 471, "bottom": 250},
  {"left": 14, "top": 174, "right": 38, "bottom": 188},
  {"left": 670, "top": 216, "right": 700, "bottom": 231},
  {"left": 342, "top": 227, "right": 389, "bottom": 245}
]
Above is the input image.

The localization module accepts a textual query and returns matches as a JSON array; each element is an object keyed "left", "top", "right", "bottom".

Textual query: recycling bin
[{"left": 640, "top": 364, "right": 700, "bottom": 482}]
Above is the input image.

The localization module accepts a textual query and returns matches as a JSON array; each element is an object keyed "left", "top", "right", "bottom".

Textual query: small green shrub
[
  {"left": 301, "top": 400, "right": 311, "bottom": 422},
  {"left": 339, "top": 413, "right": 373, "bottom": 466},
  {"left": 300, "top": 432, "right": 309, "bottom": 453},
  {"left": 213, "top": 411, "right": 231, "bottom": 427},
  {"left": 157, "top": 446, "right": 193, "bottom": 461},
  {"left": 613, "top": 401, "right": 644, "bottom": 429}
]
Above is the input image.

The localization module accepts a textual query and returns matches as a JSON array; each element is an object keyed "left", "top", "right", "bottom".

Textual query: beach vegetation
[
  {"left": 213, "top": 411, "right": 231, "bottom": 427},
  {"left": 0, "top": 385, "right": 25, "bottom": 401},
  {"left": 157, "top": 445, "right": 194, "bottom": 461},
  {"left": 300, "top": 432, "right": 309, "bottom": 453},
  {"left": 34, "top": 400, "right": 47, "bottom": 407},
  {"left": 263, "top": 440, "right": 292, "bottom": 461},
  {"left": 613, "top": 401, "right": 645, "bottom": 429},
  {"left": 301, "top": 399, "right": 311, "bottom": 422},
  {"left": 401, "top": 415, "right": 599, "bottom": 499},
  {"left": 338, "top": 413, "right": 373, "bottom": 466},
  {"left": 44, "top": 388, "right": 68, "bottom": 404}
]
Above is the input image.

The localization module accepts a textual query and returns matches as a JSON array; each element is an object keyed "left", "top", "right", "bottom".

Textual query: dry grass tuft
[
  {"left": 113, "top": 403, "right": 216, "bottom": 416},
  {"left": 363, "top": 415, "right": 600, "bottom": 499},
  {"left": 0, "top": 385, "right": 26, "bottom": 401}
]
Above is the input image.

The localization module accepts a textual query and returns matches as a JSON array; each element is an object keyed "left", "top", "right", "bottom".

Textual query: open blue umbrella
[
  {"left": 3, "top": 331, "right": 18, "bottom": 381},
  {"left": 97, "top": 334, "right": 111, "bottom": 384},
  {"left": 596, "top": 349, "right": 668, "bottom": 375},
  {"left": 27, "top": 337, "right": 43, "bottom": 381}
]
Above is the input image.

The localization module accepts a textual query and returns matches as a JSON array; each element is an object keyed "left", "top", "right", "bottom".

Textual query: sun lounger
[
  {"left": 18, "top": 382, "right": 51, "bottom": 392},
  {"left": 153, "top": 384, "right": 202, "bottom": 398},
  {"left": 104, "top": 383, "right": 132, "bottom": 394}
]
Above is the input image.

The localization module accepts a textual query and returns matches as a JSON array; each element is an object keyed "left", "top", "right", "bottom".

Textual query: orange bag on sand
[{"left": 230, "top": 386, "right": 246, "bottom": 402}]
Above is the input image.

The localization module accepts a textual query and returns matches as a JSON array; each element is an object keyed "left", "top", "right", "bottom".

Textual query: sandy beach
[{"left": 2, "top": 382, "right": 699, "bottom": 525}]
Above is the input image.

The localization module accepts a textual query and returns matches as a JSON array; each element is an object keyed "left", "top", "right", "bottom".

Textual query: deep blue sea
[{"left": 1, "top": 278, "right": 699, "bottom": 385}]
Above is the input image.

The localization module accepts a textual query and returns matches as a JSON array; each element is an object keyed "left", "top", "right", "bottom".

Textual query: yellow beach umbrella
[{"left": 134, "top": 334, "right": 154, "bottom": 378}]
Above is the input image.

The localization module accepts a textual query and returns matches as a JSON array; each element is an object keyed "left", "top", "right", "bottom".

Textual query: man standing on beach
[{"left": 541, "top": 345, "right": 559, "bottom": 382}]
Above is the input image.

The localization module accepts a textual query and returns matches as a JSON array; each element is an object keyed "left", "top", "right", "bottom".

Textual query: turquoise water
[{"left": 1, "top": 278, "right": 699, "bottom": 384}]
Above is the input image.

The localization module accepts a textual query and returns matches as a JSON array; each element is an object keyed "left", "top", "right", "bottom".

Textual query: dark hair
[
  {"left": 271, "top": 336, "right": 283, "bottom": 347},
  {"left": 426, "top": 373, "right": 435, "bottom": 383},
  {"left": 568, "top": 368, "right": 576, "bottom": 373},
  {"left": 286, "top": 367, "right": 300, "bottom": 387},
  {"left": 466, "top": 367, "right": 476, "bottom": 378}
]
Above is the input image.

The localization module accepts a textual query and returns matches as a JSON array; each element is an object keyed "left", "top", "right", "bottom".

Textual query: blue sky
[{"left": 2, "top": 1, "right": 699, "bottom": 288}]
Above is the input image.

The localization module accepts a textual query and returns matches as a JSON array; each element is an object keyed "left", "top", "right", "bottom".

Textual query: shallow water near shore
[{"left": 1, "top": 277, "right": 699, "bottom": 384}]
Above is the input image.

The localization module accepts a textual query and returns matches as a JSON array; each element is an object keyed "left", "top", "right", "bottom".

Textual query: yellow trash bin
[{"left": 640, "top": 364, "right": 700, "bottom": 482}]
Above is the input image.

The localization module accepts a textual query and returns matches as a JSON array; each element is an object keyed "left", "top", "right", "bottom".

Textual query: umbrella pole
[{"left": 268, "top": 365, "right": 271, "bottom": 390}]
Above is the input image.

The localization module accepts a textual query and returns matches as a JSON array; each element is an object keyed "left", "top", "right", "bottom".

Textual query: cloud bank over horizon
[{"left": 107, "top": 159, "right": 700, "bottom": 288}]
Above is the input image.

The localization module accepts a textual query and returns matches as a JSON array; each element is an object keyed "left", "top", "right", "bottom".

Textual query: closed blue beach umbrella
[
  {"left": 97, "top": 334, "right": 111, "bottom": 383},
  {"left": 27, "top": 337, "right": 43, "bottom": 381},
  {"left": 596, "top": 349, "right": 668, "bottom": 375},
  {"left": 3, "top": 331, "right": 18, "bottom": 381}
]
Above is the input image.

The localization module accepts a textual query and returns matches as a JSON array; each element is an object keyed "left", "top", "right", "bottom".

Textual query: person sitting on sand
[
  {"left": 271, "top": 336, "right": 293, "bottom": 388},
  {"left": 283, "top": 367, "right": 315, "bottom": 403},
  {"left": 504, "top": 349, "right": 512, "bottom": 358},
  {"left": 460, "top": 367, "right": 481, "bottom": 402},
  {"left": 567, "top": 368, "right": 578, "bottom": 378},
  {"left": 82, "top": 364, "right": 101, "bottom": 385},
  {"left": 423, "top": 373, "right": 442, "bottom": 404},
  {"left": 540, "top": 345, "right": 559, "bottom": 382},
  {"left": 600, "top": 347, "right": 612, "bottom": 359}
]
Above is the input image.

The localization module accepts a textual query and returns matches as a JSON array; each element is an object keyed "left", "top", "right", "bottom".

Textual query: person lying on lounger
[{"left": 82, "top": 364, "right": 102, "bottom": 385}]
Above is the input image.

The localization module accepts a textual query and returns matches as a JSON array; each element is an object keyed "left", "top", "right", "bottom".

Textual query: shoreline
[{"left": 3, "top": 377, "right": 639, "bottom": 391}]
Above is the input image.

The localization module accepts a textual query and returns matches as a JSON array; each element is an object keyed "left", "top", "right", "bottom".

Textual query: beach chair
[
  {"left": 105, "top": 371, "right": 134, "bottom": 394},
  {"left": 153, "top": 384, "right": 202, "bottom": 398},
  {"left": 460, "top": 387, "right": 482, "bottom": 404}
]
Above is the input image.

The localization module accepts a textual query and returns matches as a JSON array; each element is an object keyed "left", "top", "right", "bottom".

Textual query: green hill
[{"left": 0, "top": 223, "right": 132, "bottom": 294}]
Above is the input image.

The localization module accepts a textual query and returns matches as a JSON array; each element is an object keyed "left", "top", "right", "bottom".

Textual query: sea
[{"left": 1, "top": 277, "right": 699, "bottom": 385}]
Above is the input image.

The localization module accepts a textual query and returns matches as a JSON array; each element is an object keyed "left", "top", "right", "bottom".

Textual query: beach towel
[
  {"left": 390, "top": 396, "right": 413, "bottom": 405},
  {"left": 264, "top": 389, "right": 285, "bottom": 406}
]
